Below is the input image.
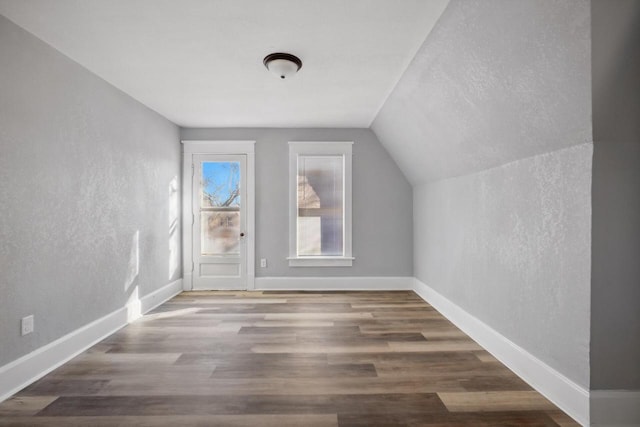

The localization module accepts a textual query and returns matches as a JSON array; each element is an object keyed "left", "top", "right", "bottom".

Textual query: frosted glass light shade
[{"left": 263, "top": 53, "right": 302, "bottom": 79}]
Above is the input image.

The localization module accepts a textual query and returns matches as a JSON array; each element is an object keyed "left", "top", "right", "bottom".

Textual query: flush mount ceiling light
[{"left": 263, "top": 52, "right": 302, "bottom": 79}]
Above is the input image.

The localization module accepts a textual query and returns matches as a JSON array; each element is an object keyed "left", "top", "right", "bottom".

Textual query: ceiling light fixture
[{"left": 263, "top": 53, "right": 302, "bottom": 80}]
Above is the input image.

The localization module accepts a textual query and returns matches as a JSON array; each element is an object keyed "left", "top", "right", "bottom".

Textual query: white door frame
[{"left": 182, "top": 140, "right": 255, "bottom": 291}]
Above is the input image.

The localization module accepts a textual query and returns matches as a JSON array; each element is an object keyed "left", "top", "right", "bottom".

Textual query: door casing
[{"left": 182, "top": 140, "right": 255, "bottom": 291}]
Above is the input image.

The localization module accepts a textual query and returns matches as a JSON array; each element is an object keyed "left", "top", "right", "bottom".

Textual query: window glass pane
[
  {"left": 297, "top": 156, "right": 343, "bottom": 256},
  {"left": 202, "top": 162, "right": 240, "bottom": 208},
  {"left": 201, "top": 211, "right": 239, "bottom": 255}
]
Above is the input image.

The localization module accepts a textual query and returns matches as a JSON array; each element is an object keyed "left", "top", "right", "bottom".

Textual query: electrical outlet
[
  {"left": 21, "top": 315, "right": 34, "bottom": 336},
  {"left": 260, "top": 258, "right": 267, "bottom": 268}
]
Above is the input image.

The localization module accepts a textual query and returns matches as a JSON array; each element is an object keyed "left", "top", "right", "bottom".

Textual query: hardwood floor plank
[
  {"left": 371, "top": 311, "right": 444, "bottom": 319},
  {"left": 75, "top": 352, "right": 181, "bottom": 361},
  {"left": 264, "top": 312, "right": 374, "bottom": 320},
  {"left": 20, "top": 379, "right": 110, "bottom": 396},
  {"left": 388, "top": 341, "right": 483, "bottom": 352},
  {"left": 350, "top": 303, "right": 432, "bottom": 309},
  {"left": 438, "top": 391, "right": 557, "bottom": 412},
  {"left": 251, "top": 343, "right": 392, "bottom": 354},
  {"left": 420, "top": 330, "right": 470, "bottom": 339},
  {"left": 252, "top": 320, "right": 335, "bottom": 327},
  {"left": 37, "top": 393, "right": 445, "bottom": 417},
  {"left": 98, "top": 377, "right": 467, "bottom": 396},
  {"left": 176, "top": 352, "right": 329, "bottom": 367},
  {"left": 201, "top": 303, "right": 356, "bottom": 313},
  {"left": 337, "top": 411, "right": 560, "bottom": 426},
  {"left": 326, "top": 351, "right": 480, "bottom": 366},
  {"left": 373, "top": 361, "right": 516, "bottom": 378},
  {"left": 211, "top": 363, "right": 378, "bottom": 379},
  {"left": 48, "top": 366, "right": 216, "bottom": 382},
  {"left": 210, "top": 354, "right": 377, "bottom": 379},
  {"left": 296, "top": 332, "right": 429, "bottom": 345},
  {"left": 474, "top": 351, "right": 500, "bottom": 363},
  {"left": 106, "top": 334, "right": 296, "bottom": 354},
  {"left": 546, "top": 410, "right": 582, "bottom": 426},
  {"left": 238, "top": 325, "right": 360, "bottom": 335},
  {"left": 165, "top": 298, "right": 288, "bottom": 304},
  {"left": 0, "top": 414, "right": 339, "bottom": 426},
  {"left": 0, "top": 396, "right": 58, "bottom": 417}
]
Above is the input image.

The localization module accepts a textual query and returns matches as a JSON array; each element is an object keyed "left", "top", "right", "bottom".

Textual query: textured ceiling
[
  {"left": 372, "top": 0, "right": 592, "bottom": 184},
  {"left": 0, "top": 0, "right": 449, "bottom": 128}
]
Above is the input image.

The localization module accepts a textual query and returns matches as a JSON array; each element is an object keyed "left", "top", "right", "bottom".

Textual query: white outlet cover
[{"left": 21, "top": 315, "right": 34, "bottom": 336}]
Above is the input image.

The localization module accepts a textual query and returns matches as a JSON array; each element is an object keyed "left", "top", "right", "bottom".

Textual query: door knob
[{"left": 240, "top": 232, "right": 245, "bottom": 237}]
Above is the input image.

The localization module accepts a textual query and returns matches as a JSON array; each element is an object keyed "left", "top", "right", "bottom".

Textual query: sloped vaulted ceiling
[{"left": 372, "top": 0, "right": 592, "bottom": 185}]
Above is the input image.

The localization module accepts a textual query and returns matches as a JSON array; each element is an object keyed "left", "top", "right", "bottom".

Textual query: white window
[{"left": 288, "top": 141, "right": 354, "bottom": 267}]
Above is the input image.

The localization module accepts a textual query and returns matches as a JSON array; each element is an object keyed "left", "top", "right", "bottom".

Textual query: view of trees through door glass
[
  {"left": 297, "top": 155, "right": 344, "bottom": 256},
  {"left": 201, "top": 162, "right": 240, "bottom": 255}
]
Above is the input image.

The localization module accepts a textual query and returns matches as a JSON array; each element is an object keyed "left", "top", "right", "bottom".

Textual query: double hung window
[{"left": 288, "top": 142, "right": 353, "bottom": 267}]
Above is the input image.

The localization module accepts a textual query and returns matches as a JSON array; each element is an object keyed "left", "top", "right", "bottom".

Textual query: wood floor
[{"left": 0, "top": 291, "right": 579, "bottom": 426}]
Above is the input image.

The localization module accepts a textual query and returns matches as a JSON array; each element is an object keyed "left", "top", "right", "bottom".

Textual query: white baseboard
[
  {"left": 591, "top": 390, "right": 640, "bottom": 426},
  {"left": 0, "top": 278, "right": 183, "bottom": 403},
  {"left": 140, "top": 278, "right": 184, "bottom": 314},
  {"left": 412, "top": 278, "right": 589, "bottom": 426},
  {"left": 254, "top": 276, "right": 413, "bottom": 291},
  {"left": 0, "top": 307, "right": 127, "bottom": 404}
]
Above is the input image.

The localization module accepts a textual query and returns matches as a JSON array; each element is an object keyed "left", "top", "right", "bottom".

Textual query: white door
[{"left": 192, "top": 154, "right": 247, "bottom": 290}]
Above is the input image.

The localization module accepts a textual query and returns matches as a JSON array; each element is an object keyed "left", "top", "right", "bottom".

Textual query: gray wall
[
  {"left": 590, "top": 0, "right": 640, "bottom": 390},
  {"left": 180, "top": 128, "right": 413, "bottom": 277},
  {"left": 0, "top": 15, "right": 181, "bottom": 366},
  {"left": 371, "top": 0, "right": 594, "bottom": 388},
  {"left": 372, "top": 0, "right": 591, "bottom": 184},
  {"left": 414, "top": 144, "right": 593, "bottom": 387}
]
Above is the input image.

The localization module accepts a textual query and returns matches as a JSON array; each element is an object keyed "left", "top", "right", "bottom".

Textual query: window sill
[{"left": 287, "top": 256, "right": 354, "bottom": 267}]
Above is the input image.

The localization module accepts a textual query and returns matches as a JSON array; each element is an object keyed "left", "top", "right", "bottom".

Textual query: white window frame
[{"left": 288, "top": 141, "right": 354, "bottom": 267}]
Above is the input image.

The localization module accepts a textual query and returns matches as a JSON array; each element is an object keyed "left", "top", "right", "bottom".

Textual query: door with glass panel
[{"left": 192, "top": 154, "right": 247, "bottom": 290}]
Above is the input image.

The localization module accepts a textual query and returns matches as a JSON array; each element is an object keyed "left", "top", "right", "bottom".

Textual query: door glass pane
[
  {"left": 201, "top": 161, "right": 241, "bottom": 255},
  {"left": 297, "top": 156, "right": 343, "bottom": 256},
  {"left": 201, "top": 211, "right": 240, "bottom": 255},
  {"left": 202, "top": 162, "right": 240, "bottom": 207}
]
